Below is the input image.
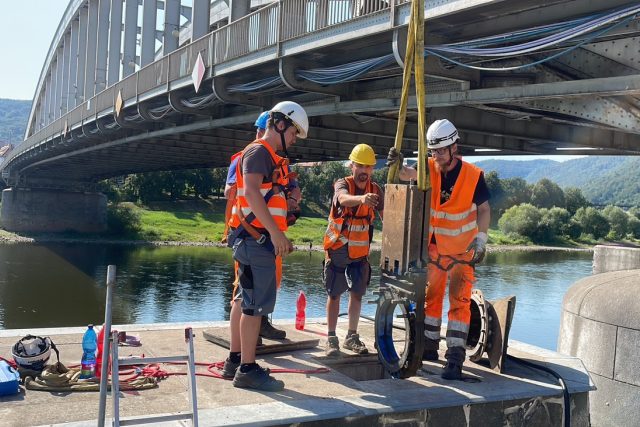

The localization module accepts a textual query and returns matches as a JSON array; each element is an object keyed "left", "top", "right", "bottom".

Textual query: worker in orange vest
[
  {"left": 386, "top": 119, "right": 491, "bottom": 380},
  {"left": 222, "top": 111, "right": 301, "bottom": 341},
  {"left": 222, "top": 101, "right": 309, "bottom": 391},
  {"left": 323, "top": 144, "right": 384, "bottom": 357}
]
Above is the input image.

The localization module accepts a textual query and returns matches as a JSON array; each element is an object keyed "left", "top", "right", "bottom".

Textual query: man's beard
[{"left": 356, "top": 173, "right": 370, "bottom": 183}]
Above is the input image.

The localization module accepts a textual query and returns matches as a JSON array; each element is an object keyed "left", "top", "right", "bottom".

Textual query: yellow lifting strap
[{"left": 387, "top": 0, "right": 429, "bottom": 191}]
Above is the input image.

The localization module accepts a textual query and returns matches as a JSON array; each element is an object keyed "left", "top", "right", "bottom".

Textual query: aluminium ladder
[{"left": 97, "top": 265, "right": 198, "bottom": 427}]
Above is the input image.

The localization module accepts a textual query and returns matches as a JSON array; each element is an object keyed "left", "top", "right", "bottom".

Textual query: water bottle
[
  {"left": 80, "top": 324, "right": 97, "bottom": 379},
  {"left": 95, "top": 324, "right": 105, "bottom": 379},
  {"left": 295, "top": 291, "right": 307, "bottom": 331}
]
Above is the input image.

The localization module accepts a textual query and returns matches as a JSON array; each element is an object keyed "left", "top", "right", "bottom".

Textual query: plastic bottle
[
  {"left": 80, "top": 324, "right": 97, "bottom": 379},
  {"left": 295, "top": 291, "right": 307, "bottom": 331},
  {"left": 95, "top": 325, "right": 105, "bottom": 379}
]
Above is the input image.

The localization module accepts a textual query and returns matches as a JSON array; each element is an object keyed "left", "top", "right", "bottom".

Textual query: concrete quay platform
[{"left": 0, "top": 318, "right": 593, "bottom": 427}]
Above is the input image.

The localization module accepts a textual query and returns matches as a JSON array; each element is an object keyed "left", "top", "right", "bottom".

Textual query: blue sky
[{"left": 0, "top": 1, "right": 69, "bottom": 100}]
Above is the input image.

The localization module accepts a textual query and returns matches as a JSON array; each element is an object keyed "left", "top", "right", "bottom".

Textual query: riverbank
[
  {"left": 0, "top": 198, "right": 605, "bottom": 251},
  {"left": 0, "top": 228, "right": 592, "bottom": 252}
]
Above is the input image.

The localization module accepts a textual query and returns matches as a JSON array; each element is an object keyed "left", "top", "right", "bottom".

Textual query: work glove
[
  {"left": 466, "top": 232, "right": 488, "bottom": 264},
  {"left": 286, "top": 209, "right": 301, "bottom": 226},
  {"left": 385, "top": 147, "right": 404, "bottom": 167}
]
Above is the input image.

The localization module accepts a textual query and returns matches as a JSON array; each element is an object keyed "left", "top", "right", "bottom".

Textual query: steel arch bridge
[{"left": 0, "top": 0, "right": 639, "bottom": 231}]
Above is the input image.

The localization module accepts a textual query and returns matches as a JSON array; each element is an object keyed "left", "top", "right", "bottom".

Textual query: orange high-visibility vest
[
  {"left": 221, "top": 151, "right": 244, "bottom": 242},
  {"left": 428, "top": 158, "right": 482, "bottom": 255},
  {"left": 323, "top": 176, "right": 380, "bottom": 259},
  {"left": 229, "top": 140, "right": 289, "bottom": 232}
]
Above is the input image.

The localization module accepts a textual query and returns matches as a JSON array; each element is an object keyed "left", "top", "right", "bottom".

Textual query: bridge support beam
[
  {"left": 0, "top": 188, "right": 107, "bottom": 233},
  {"left": 123, "top": 0, "right": 139, "bottom": 77},
  {"left": 191, "top": 0, "right": 210, "bottom": 40}
]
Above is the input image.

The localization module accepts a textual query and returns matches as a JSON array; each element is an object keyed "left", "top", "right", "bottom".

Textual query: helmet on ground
[
  {"left": 271, "top": 101, "right": 309, "bottom": 139},
  {"left": 349, "top": 143, "right": 377, "bottom": 166},
  {"left": 12, "top": 335, "right": 55, "bottom": 371},
  {"left": 426, "top": 119, "right": 459, "bottom": 149},
  {"left": 254, "top": 111, "right": 270, "bottom": 130}
]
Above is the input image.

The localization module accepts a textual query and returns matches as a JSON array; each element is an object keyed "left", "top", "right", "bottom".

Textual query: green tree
[
  {"left": 530, "top": 178, "right": 565, "bottom": 209},
  {"left": 602, "top": 205, "right": 629, "bottom": 239},
  {"left": 538, "top": 207, "right": 571, "bottom": 242},
  {"left": 498, "top": 203, "right": 541, "bottom": 238},
  {"left": 573, "top": 207, "right": 610, "bottom": 240},
  {"left": 501, "top": 177, "right": 531, "bottom": 210},
  {"left": 485, "top": 171, "right": 505, "bottom": 225},
  {"left": 627, "top": 216, "right": 640, "bottom": 239},
  {"left": 564, "top": 219, "right": 583, "bottom": 240},
  {"left": 564, "top": 187, "right": 590, "bottom": 215},
  {"left": 628, "top": 207, "right": 640, "bottom": 220}
]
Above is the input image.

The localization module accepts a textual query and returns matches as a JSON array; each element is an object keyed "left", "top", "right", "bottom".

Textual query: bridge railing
[
  {"left": 215, "top": 2, "right": 280, "bottom": 63},
  {"left": 6, "top": 0, "right": 413, "bottom": 171}
]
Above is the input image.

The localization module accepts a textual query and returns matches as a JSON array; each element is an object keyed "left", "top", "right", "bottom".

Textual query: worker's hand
[
  {"left": 466, "top": 232, "right": 488, "bottom": 264},
  {"left": 286, "top": 196, "right": 300, "bottom": 211},
  {"left": 361, "top": 192, "right": 380, "bottom": 208},
  {"left": 385, "top": 147, "right": 404, "bottom": 167},
  {"left": 271, "top": 230, "right": 294, "bottom": 257}
]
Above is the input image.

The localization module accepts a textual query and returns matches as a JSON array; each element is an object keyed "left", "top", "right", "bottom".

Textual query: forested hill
[
  {"left": 475, "top": 156, "right": 640, "bottom": 206},
  {"left": 0, "top": 99, "right": 31, "bottom": 144}
]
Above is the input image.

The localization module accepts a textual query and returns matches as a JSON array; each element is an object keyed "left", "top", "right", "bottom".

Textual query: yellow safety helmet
[{"left": 349, "top": 144, "right": 377, "bottom": 166}]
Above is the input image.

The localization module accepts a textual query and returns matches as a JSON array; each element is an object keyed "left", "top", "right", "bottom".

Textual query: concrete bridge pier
[
  {"left": 0, "top": 188, "right": 107, "bottom": 233},
  {"left": 558, "top": 246, "right": 640, "bottom": 427}
]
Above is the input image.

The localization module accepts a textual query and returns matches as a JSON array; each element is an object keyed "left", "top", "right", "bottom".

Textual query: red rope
[{"left": 2, "top": 354, "right": 330, "bottom": 383}]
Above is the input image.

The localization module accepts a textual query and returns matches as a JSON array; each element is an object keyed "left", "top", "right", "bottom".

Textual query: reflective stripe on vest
[
  {"left": 428, "top": 158, "right": 482, "bottom": 255},
  {"left": 228, "top": 139, "right": 289, "bottom": 231},
  {"left": 323, "top": 176, "right": 378, "bottom": 259}
]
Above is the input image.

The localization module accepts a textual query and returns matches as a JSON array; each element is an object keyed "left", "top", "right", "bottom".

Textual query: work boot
[
  {"left": 325, "top": 336, "right": 340, "bottom": 357},
  {"left": 221, "top": 358, "right": 240, "bottom": 379},
  {"left": 442, "top": 346, "right": 465, "bottom": 380},
  {"left": 441, "top": 361, "right": 463, "bottom": 380},
  {"left": 259, "top": 316, "right": 286, "bottom": 340},
  {"left": 423, "top": 338, "right": 440, "bottom": 361},
  {"left": 232, "top": 364, "right": 284, "bottom": 392},
  {"left": 343, "top": 333, "right": 368, "bottom": 354}
]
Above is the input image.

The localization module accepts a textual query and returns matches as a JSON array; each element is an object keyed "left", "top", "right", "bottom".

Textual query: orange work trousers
[{"left": 424, "top": 243, "right": 475, "bottom": 348}]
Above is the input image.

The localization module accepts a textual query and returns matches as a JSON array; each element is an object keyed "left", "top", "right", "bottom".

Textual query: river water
[{"left": 0, "top": 243, "right": 592, "bottom": 351}]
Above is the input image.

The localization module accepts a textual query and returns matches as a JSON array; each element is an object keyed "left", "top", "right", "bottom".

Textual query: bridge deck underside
[{"left": 3, "top": 0, "right": 640, "bottom": 187}]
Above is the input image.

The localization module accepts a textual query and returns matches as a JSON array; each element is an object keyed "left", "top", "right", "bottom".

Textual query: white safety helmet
[
  {"left": 12, "top": 335, "right": 58, "bottom": 372},
  {"left": 271, "top": 101, "right": 309, "bottom": 139},
  {"left": 426, "top": 119, "right": 459, "bottom": 149}
]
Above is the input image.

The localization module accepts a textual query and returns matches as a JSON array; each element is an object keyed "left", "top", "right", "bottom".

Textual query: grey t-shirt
[{"left": 242, "top": 143, "right": 274, "bottom": 181}]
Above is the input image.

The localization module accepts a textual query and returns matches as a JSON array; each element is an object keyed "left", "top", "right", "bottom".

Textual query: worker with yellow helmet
[{"left": 323, "top": 143, "right": 384, "bottom": 356}]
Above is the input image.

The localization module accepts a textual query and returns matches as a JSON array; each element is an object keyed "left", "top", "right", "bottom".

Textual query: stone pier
[{"left": 0, "top": 188, "right": 107, "bottom": 233}]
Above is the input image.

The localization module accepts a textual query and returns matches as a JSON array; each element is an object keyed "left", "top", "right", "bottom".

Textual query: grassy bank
[
  {"left": 0, "top": 199, "right": 611, "bottom": 249},
  {"left": 111, "top": 199, "right": 329, "bottom": 245}
]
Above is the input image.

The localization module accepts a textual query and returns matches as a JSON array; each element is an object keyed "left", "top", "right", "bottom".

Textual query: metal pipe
[{"left": 97, "top": 265, "right": 116, "bottom": 427}]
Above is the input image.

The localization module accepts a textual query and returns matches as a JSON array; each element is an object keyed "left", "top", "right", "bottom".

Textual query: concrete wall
[
  {"left": 0, "top": 188, "right": 107, "bottom": 233},
  {"left": 558, "top": 269, "right": 640, "bottom": 427},
  {"left": 593, "top": 245, "right": 640, "bottom": 274}
]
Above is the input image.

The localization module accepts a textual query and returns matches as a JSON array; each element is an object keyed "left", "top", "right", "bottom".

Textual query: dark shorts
[
  {"left": 323, "top": 246, "right": 371, "bottom": 297},
  {"left": 232, "top": 237, "right": 278, "bottom": 316}
]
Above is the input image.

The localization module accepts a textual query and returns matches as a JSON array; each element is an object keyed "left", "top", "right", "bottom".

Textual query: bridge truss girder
[{"left": 4, "top": 0, "right": 640, "bottom": 189}]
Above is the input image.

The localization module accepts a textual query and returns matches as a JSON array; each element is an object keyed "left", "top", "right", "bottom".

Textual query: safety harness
[{"left": 227, "top": 146, "right": 297, "bottom": 252}]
